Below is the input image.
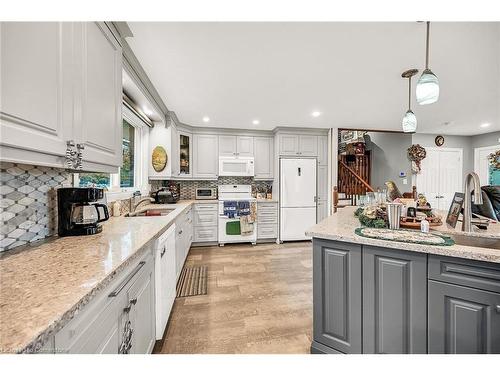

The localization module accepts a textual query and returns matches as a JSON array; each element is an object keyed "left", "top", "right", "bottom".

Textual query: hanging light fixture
[
  {"left": 416, "top": 21, "right": 439, "bottom": 105},
  {"left": 402, "top": 69, "right": 419, "bottom": 133}
]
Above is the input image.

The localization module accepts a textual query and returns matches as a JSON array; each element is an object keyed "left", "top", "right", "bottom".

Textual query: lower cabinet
[
  {"left": 362, "top": 246, "right": 427, "bottom": 354},
  {"left": 175, "top": 206, "right": 193, "bottom": 278},
  {"left": 428, "top": 280, "right": 500, "bottom": 354},
  {"left": 192, "top": 203, "right": 218, "bottom": 245},
  {"left": 312, "top": 239, "right": 362, "bottom": 354},
  {"left": 54, "top": 250, "right": 155, "bottom": 354},
  {"left": 257, "top": 202, "right": 278, "bottom": 241}
]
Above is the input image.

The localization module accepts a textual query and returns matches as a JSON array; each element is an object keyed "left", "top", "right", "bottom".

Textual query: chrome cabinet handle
[
  {"left": 178, "top": 229, "right": 183, "bottom": 235},
  {"left": 160, "top": 247, "right": 166, "bottom": 258},
  {"left": 495, "top": 305, "right": 500, "bottom": 313},
  {"left": 109, "top": 261, "right": 146, "bottom": 297},
  {"left": 123, "top": 298, "right": 138, "bottom": 313}
]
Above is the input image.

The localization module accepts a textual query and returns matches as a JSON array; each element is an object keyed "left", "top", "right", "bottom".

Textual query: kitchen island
[{"left": 306, "top": 207, "right": 500, "bottom": 354}]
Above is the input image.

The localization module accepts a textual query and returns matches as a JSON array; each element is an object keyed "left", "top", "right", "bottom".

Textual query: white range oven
[
  {"left": 218, "top": 185, "right": 257, "bottom": 245},
  {"left": 218, "top": 156, "right": 254, "bottom": 177}
]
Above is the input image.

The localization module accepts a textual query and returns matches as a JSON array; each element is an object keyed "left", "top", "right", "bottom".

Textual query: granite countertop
[
  {"left": 0, "top": 200, "right": 196, "bottom": 353},
  {"left": 306, "top": 206, "right": 500, "bottom": 263}
]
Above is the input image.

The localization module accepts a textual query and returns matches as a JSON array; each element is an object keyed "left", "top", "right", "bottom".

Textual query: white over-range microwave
[{"left": 218, "top": 156, "right": 255, "bottom": 177}]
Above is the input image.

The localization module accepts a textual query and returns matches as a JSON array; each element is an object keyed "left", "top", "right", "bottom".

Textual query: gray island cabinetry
[{"left": 311, "top": 238, "right": 500, "bottom": 354}]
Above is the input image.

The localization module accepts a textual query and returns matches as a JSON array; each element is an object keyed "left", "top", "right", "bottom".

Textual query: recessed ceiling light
[
  {"left": 252, "top": 119, "right": 260, "bottom": 125},
  {"left": 202, "top": 116, "right": 210, "bottom": 123},
  {"left": 311, "top": 111, "right": 321, "bottom": 118},
  {"left": 480, "top": 123, "right": 491, "bottom": 128}
]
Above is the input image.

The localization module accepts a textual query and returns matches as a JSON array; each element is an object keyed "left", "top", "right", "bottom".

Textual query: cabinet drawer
[
  {"left": 257, "top": 224, "right": 277, "bottom": 239},
  {"left": 257, "top": 215, "right": 277, "bottom": 224},
  {"left": 194, "top": 203, "right": 218, "bottom": 211},
  {"left": 194, "top": 211, "right": 218, "bottom": 226},
  {"left": 428, "top": 255, "right": 500, "bottom": 293},
  {"left": 194, "top": 226, "right": 218, "bottom": 242},
  {"left": 257, "top": 206, "right": 277, "bottom": 217}
]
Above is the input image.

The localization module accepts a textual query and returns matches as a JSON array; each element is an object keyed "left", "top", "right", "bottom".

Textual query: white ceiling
[{"left": 127, "top": 22, "right": 500, "bottom": 136}]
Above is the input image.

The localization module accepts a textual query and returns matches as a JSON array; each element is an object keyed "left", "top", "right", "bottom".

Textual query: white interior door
[
  {"left": 416, "top": 148, "right": 463, "bottom": 211},
  {"left": 475, "top": 145, "right": 499, "bottom": 185}
]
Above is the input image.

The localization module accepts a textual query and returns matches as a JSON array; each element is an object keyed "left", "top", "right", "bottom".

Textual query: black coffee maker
[{"left": 57, "top": 187, "right": 110, "bottom": 236}]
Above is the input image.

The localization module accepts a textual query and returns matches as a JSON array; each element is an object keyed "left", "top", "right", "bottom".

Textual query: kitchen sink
[
  {"left": 448, "top": 233, "right": 500, "bottom": 250},
  {"left": 125, "top": 208, "right": 175, "bottom": 217}
]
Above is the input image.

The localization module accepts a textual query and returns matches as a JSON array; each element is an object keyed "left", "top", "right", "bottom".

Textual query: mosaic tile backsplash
[
  {"left": 150, "top": 177, "right": 273, "bottom": 200},
  {"left": 0, "top": 163, "right": 72, "bottom": 252}
]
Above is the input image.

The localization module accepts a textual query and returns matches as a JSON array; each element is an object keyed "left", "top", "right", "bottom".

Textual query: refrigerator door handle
[{"left": 298, "top": 167, "right": 301, "bottom": 176}]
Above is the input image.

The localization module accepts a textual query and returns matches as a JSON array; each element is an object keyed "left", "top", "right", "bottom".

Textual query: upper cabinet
[
  {"left": 0, "top": 22, "right": 74, "bottom": 164},
  {"left": 178, "top": 131, "right": 192, "bottom": 177},
  {"left": 278, "top": 134, "right": 318, "bottom": 157},
  {"left": 193, "top": 134, "right": 218, "bottom": 179},
  {"left": 75, "top": 23, "right": 122, "bottom": 168},
  {"left": 0, "top": 22, "right": 123, "bottom": 173},
  {"left": 254, "top": 137, "right": 273, "bottom": 180},
  {"left": 218, "top": 135, "right": 254, "bottom": 157}
]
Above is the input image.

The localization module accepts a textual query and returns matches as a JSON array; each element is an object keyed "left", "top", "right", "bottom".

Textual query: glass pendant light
[
  {"left": 416, "top": 21, "right": 439, "bottom": 105},
  {"left": 402, "top": 69, "right": 418, "bottom": 133}
]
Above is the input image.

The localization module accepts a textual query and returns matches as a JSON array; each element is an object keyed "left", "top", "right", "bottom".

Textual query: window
[
  {"left": 120, "top": 119, "right": 135, "bottom": 187},
  {"left": 75, "top": 103, "right": 150, "bottom": 198}
]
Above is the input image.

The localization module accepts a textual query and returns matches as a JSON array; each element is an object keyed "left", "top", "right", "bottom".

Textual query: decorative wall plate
[
  {"left": 435, "top": 135, "right": 444, "bottom": 147},
  {"left": 152, "top": 146, "right": 168, "bottom": 172}
]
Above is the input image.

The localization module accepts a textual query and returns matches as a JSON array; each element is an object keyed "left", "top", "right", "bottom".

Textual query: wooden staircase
[{"left": 335, "top": 153, "right": 374, "bottom": 211}]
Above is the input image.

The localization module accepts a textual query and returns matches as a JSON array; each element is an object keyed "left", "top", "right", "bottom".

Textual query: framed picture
[{"left": 446, "top": 192, "right": 464, "bottom": 228}]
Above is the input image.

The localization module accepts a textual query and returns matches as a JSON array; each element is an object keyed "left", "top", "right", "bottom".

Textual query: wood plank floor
[{"left": 154, "top": 241, "right": 313, "bottom": 354}]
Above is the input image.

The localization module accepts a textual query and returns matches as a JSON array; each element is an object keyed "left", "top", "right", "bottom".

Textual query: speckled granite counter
[
  {"left": 0, "top": 200, "right": 195, "bottom": 353},
  {"left": 306, "top": 206, "right": 500, "bottom": 263}
]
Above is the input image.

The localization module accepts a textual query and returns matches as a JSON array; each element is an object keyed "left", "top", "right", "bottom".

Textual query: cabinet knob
[{"left": 495, "top": 305, "right": 500, "bottom": 313}]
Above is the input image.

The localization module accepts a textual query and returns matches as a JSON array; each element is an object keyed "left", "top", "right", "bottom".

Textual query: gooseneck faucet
[{"left": 462, "top": 172, "right": 483, "bottom": 232}]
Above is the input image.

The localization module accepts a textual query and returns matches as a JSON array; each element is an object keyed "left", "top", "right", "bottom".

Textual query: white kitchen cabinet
[
  {"left": 317, "top": 165, "right": 328, "bottom": 201},
  {"left": 178, "top": 131, "right": 193, "bottom": 177},
  {"left": 0, "top": 22, "right": 74, "bottom": 166},
  {"left": 278, "top": 134, "right": 318, "bottom": 157},
  {"left": 54, "top": 250, "right": 155, "bottom": 354},
  {"left": 218, "top": 135, "right": 238, "bottom": 156},
  {"left": 257, "top": 201, "right": 278, "bottom": 240},
  {"left": 75, "top": 22, "right": 123, "bottom": 168},
  {"left": 279, "top": 134, "right": 300, "bottom": 156},
  {"left": 193, "top": 134, "right": 218, "bottom": 179},
  {"left": 237, "top": 136, "right": 254, "bottom": 157},
  {"left": 0, "top": 22, "right": 123, "bottom": 172},
  {"left": 192, "top": 203, "right": 218, "bottom": 245},
  {"left": 317, "top": 201, "right": 329, "bottom": 223},
  {"left": 299, "top": 135, "right": 318, "bottom": 156},
  {"left": 175, "top": 206, "right": 193, "bottom": 278},
  {"left": 128, "top": 260, "right": 155, "bottom": 354},
  {"left": 254, "top": 137, "right": 273, "bottom": 180},
  {"left": 318, "top": 136, "right": 328, "bottom": 166},
  {"left": 218, "top": 135, "right": 254, "bottom": 157}
]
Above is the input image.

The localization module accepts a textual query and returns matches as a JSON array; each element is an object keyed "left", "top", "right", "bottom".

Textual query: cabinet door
[
  {"left": 299, "top": 135, "right": 318, "bottom": 156},
  {"left": 179, "top": 132, "right": 192, "bottom": 177},
  {"left": 0, "top": 22, "right": 73, "bottom": 165},
  {"left": 318, "top": 136, "right": 328, "bottom": 165},
  {"left": 218, "top": 135, "right": 237, "bottom": 156},
  {"left": 363, "top": 246, "right": 427, "bottom": 354},
  {"left": 193, "top": 134, "right": 218, "bottom": 178},
  {"left": 317, "top": 201, "right": 328, "bottom": 223},
  {"left": 317, "top": 165, "right": 328, "bottom": 201},
  {"left": 76, "top": 22, "right": 122, "bottom": 168},
  {"left": 254, "top": 137, "right": 273, "bottom": 179},
  {"left": 129, "top": 260, "right": 155, "bottom": 354},
  {"left": 313, "top": 239, "right": 362, "bottom": 353},
  {"left": 279, "top": 134, "right": 299, "bottom": 156},
  {"left": 237, "top": 136, "right": 254, "bottom": 157},
  {"left": 428, "top": 280, "right": 500, "bottom": 354}
]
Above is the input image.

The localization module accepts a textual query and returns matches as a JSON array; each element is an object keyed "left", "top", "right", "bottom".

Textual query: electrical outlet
[{"left": 402, "top": 178, "right": 408, "bottom": 185}]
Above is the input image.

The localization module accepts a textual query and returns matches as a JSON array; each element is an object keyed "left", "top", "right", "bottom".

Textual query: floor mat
[{"left": 176, "top": 265, "right": 208, "bottom": 297}]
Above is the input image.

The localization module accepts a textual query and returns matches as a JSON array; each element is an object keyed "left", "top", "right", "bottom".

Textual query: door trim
[{"left": 474, "top": 145, "right": 499, "bottom": 185}]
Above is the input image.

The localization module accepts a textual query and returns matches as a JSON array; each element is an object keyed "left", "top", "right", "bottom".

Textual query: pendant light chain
[
  {"left": 425, "top": 21, "right": 430, "bottom": 70},
  {"left": 408, "top": 75, "right": 412, "bottom": 110}
]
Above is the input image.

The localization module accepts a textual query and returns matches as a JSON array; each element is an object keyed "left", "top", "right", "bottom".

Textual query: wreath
[
  {"left": 488, "top": 150, "right": 500, "bottom": 170},
  {"left": 407, "top": 144, "right": 427, "bottom": 174}
]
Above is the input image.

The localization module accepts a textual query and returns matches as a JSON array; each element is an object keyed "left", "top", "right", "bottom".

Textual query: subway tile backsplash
[
  {"left": 0, "top": 162, "right": 72, "bottom": 252},
  {"left": 150, "top": 177, "right": 273, "bottom": 200}
]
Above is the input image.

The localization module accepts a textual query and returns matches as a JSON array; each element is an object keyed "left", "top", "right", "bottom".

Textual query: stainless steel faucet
[
  {"left": 130, "top": 197, "right": 155, "bottom": 214},
  {"left": 462, "top": 172, "right": 483, "bottom": 232}
]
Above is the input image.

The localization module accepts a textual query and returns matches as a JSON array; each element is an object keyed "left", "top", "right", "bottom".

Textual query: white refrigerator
[{"left": 280, "top": 158, "right": 317, "bottom": 241}]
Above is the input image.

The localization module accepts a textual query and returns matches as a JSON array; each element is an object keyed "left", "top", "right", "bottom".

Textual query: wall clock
[
  {"left": 152, "top": 146, "right": 168, "bottom": 172},
  {"left": 435, "top": 135, "right": 445, "bottom": 147}
]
